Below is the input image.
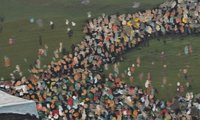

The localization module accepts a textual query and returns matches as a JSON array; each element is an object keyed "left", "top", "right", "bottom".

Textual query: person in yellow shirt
[
  {"left": 182, "top": 17, "right": 187, "bottom": 24},
  {"left": 127, "top": 21, "right": 132, "bottom": 27},
  {"left": 164, "top": 112, "right": 172, "bottom": 120},
  {"left": 134, "top": 17, "right": 140, "bottom": 22}
]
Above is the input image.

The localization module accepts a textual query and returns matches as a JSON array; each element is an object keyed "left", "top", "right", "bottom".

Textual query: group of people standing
[{"left": 0, "top": 0, "right": 200, "bottom": 119}]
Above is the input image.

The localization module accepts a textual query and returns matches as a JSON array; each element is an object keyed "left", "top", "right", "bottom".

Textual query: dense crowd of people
[{"left": 1, "top": 0, "right": 200, "bottom": 119}]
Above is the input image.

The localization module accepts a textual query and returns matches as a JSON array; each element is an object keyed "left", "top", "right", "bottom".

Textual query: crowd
[{"left": 1, "top": 0, "right": 200, "bottom": 119}]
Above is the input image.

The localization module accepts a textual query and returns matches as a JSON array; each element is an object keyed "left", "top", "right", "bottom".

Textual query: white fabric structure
[{"left": 0, "top": 90, "right": 38, "bottom": 118}]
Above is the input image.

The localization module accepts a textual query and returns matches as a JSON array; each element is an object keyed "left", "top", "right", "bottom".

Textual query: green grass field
[{"left": 0, "top": 0, "right": 199, "bottom": 100}]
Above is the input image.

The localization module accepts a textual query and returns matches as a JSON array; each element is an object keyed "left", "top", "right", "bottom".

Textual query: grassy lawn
[
  {"left": 1, "top": 0, "right": 200, "bottom": 100},
  {"left": 106, "top": 35, "right": 200, "bottom": 100}
]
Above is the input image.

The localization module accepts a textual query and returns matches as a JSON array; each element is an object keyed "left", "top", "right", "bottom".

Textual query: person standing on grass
[
  {"left": 38, "top": 34, "right": 42, "bottom": 46},
  {"left": 183, "top": 68, "right": 188, "bottom": 80},
  {"left": 0, "top": 16, "right": 4, "bottom": 22},
  {"left": 50, "top": 21, "right": 54, "bottom": 30},
  {"left": 68, "top": 29, "right": 73, "bottom": 38},
  {"left": 188, "top": 44, "right": 192, "bottom": 55},
  {"left": 59, "top": 42, "right": 63, "bottom": 53},
  {"left": 65, "top": 19, "right": 69, "bottom": 26},
  {"left": 147, "top": 72, "right": 152, "bottom": 81},
  {"left": 4, "top": 56, "right": 11, "bottom": 67},
  {"left": 184, "top": 45, "right": 189, "bottom": 55},
  {"left": 136, "top": 56, "right": 141, "bottom": 67},
  {"left": 54, "top": 49, "right": 59, "bottom": 59},
  {"left": 160, "top": 51, "right": 165, "bottom": 64},
  {"left": 35, "top": 58, "right": 41, "bottom": 69},
  {"left": 104, "top": 63, "right": 108, "bottom": 71},
  {"left": 0, "top": 16, "right": 4, "bottom": 33},
  {"left": 162, "top": 76, "right": 167, "bottom": 87},
  {"left": 130, "top": 64, "right": 135, "bottom": 73},
  {"left": 8, "top": 37, "right": 15, "bottom": 45},
  {"left": 145, "top": 79, "right": 151, "bottom": 89},
  {"left": 44, "top": 44, "right": 48, "bottom": 56},
  {"left": 0, "top": 23, "right": 3, "bottom": 33},
  {"left": 130, "top": 76, "right": 134, "bottom": 84},
  {"left": 138, "top": 72, "right": 144, "bottom": 81}
]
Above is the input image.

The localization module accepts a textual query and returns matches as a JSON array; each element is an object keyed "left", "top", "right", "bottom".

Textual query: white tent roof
[
  {"left": 0, "top": 90, "right": 38, "bottom": 118},
  {"left": 0, "top": 91, "right": 33, "bottom": 107}
]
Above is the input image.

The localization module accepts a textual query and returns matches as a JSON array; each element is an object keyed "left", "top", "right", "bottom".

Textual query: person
[
  {"left": 8, "top": 37, "right": 15, "bottom": 45},
  {"left": 54, "top": 49, "right": 59, "bottom": 59},
  {"left": 189, "top": 44, "right": 193, "bottom": 55},
  {"left": 61, "top": 48, "right": 67, "bottom": 55},
  {"left": 136, "top": 56, "right": 141, "bottom": 67},
  {"left": 50, "top": 21, "right": 54, "bottom": 30},
  {"left": 71, "top": 21, "right": 76, "bottom": 27},
  {"left": 35, "top": 58, "right": 41, "bottom": 69},
  {"left": 38, "top": 35, "right": 42, "bottom": 46},
  {"left": 59, "top": 42, "right": 63, "bottom": 53},
  {"left": 184, "top": 45, "right": 189, "bottom": 55},
  {"left": 4, "top": 56, "right": 11, "bottom": 67},
  {"left": 0, "top": 23, "right": 3, "bottom": 33},
  {"left": 87, "top": 11, "right": 91, "bottom": 18},
  {"left": 38, "top": 48, "right": 45, "bottom": 57},
  {"left": 132, "top": 1, "right": 140, "bottom": 8},
  {"left": 65, "top": 19, "right": 69, "bottom": 25},
  {"left": 67, "top": 29, "right": 73, "bottom": 38},
  {"left": 113, "top": 63, "right": 119, "bottom": 76},
  {"left": 162, "top": 76, "right": 167, "bottom": 86},
  {"left": 81, "top": 0, "right": 90, "bottom": 5},
  {"left": 0, "top": 16, "right": 4, "bottom": 22},
  {"left": 145, "top": 79, "right": 151, "bottom": 88},
  {"left": 29, "top": 18, "right": 35, "bottom": 23},
  {"left": 0, "top": 16, "right": 4, "bottom": 33},
  {"left": 44, "top": 44, "right": 48, "bottom": 56},
  {"left": 183, "top": 68, "right": 188, "bottom": 80}
]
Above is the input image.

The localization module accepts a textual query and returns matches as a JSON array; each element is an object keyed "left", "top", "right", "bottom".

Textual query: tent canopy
[{"left": 0, "top": 90, "right": 38, "bottom": 118}]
